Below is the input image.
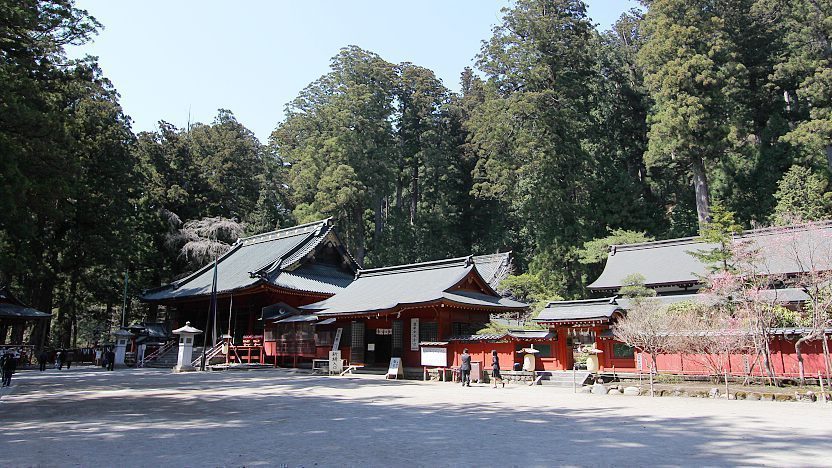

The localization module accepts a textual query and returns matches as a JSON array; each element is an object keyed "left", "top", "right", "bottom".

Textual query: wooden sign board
[
  {"left": 332, "top": 328, "right": 343, "bottom": 351},
  {"left": 386, "top": 357, "right": 403, "bottom": 379},
  {"left": 328, "top": 350, "right": 343, "bottom": 375},
  {"left": 410, "top": 318, "right": 419, "bottom": 351},
  {"left": 420, "top": 346, "right": 447, "bottom": 367}
]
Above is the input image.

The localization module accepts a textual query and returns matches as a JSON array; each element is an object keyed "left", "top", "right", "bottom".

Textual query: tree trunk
[
  {"left": 353, "top": 205, "right": 365, "bottom": 267},
  {"left": 373, "top": 195, "right": 384, "bottom": 253},
  {"left": 649, "top": 359, "right": 655, "bottom": 397},
  {"left": 691, "top": 154, "right": 711, "bottom": 225},
  {"left": 822, "top": 334, "right": 832, "bottom": 388},
  {"left": 826, "top": 145, "right": 832, "bottom": 175},
  {"left": 795, "top": 336, "right": 808, "bottom": 385},
  {"left": 410, "top": 162, "right": 419, "bottom": 225}
]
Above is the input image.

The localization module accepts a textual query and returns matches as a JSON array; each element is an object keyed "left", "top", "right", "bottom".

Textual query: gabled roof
[
  {"left": 589, "top": 222, "right": 832, "bottom": 291},
  {"left": 472, "top": 252, "right": 513, "bottom": 288},
  {"left": 142, "top": 218, "right": 356, "bottom": 302},
  {"left": 300, "top": 256, "right": 527, "bottom": 316},
  {"left": 535, "top": 297, "right": 622, "bottom": 324}
]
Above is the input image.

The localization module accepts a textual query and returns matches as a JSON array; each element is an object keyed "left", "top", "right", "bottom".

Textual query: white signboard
[
  {"left": 420, "top": 346, "right": 448, "bottom": 367},
  {"left": 386, "top": 357, "right": 403, "bottom": 379},
  {"left": 636, "top": 352, "right": 643, "bottom": 371},
  {"left": 329, "top": 350, "right": 343, "bottom": 375},
  {"left": 410, "top": 318, "right": 419, "bottom": 351},
  {"left": 376, "top": 328, "right": 392, "bottom": 335},
  {"left": 367, "top": 343, "right": 375, "bottom": 351},
  {"left": 332, "top": 328, "right": 343, "bottom": 351}
]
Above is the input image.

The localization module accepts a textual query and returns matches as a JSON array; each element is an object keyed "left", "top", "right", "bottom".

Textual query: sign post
[
  {"left": 386, "top": 357, "right": 403, "bottom": 379},
  {"left": 332, "top": 328, "right": 343, "bottom": 351}
]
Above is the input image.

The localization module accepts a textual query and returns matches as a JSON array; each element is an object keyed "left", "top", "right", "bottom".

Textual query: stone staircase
[
  {"left": 535, "top": 370, "right": 592, "bottom": 387},
  {"left": 142, "top": 345, "right": 198, "bottom": 369}
]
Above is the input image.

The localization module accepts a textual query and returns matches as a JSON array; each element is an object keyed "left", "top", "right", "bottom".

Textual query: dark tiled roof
[
  {"left": 589, "top": 222, "right": 832, "bottom": 291},
  {"left": 301, "top": 256, "right": 528, "bottom": 316},
  {"left": 142, "top": 219, "right": 356, "bottom": 301},
  {"left": 535, "top": 297, "right": 621, "bottom": 324},
  {"left": 472, "top": 252, "right": 513, "bottom": 288},
  {"left": 537, "top": 289, "right": 810, "bottom": 324},
  {"left": 0, "top": 303, "right": 51, "bottom": 319}
]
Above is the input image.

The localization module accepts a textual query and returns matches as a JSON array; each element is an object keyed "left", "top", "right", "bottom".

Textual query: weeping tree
[{"left": 166, "top": 215, "right": 246, "bottom": 269}]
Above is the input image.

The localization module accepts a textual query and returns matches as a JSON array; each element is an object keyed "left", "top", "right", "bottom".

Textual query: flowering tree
[{"left": 613, "top": 298, "right": 679, "bottom": 396}]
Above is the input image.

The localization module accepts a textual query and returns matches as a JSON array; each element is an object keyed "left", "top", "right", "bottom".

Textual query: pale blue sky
[{"left": 69, "top": 1, "right": 641, "bottom": 142}]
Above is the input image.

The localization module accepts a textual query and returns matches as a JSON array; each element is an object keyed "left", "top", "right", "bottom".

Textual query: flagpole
[
  {"left": 120, "top": 271, "right": 129, "bottom": 327},
  {"left": 201, "top": 257, "right": 218, "bottom": 371}
]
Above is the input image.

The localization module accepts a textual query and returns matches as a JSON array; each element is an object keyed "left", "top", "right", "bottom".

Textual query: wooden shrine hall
[
  {"left": 141, "top": 218, "right": 358, "bottom": 363},
  {"left": 141, "top": 218, "right": 525, "bottom": 370}
]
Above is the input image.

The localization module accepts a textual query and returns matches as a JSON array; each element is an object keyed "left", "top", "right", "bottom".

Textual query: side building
[
  {"left": 534, "top": 222, "right": 832, "bottom": 376},
  {"left": 291, "top": 255, "right": 527, "bottom": 371}
]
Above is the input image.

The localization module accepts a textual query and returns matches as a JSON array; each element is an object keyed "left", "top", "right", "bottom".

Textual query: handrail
[
  {"left": 138, "top": 339, "right": 176, "bottom": 368},
  {"left": 192, "top": 341, "right": 224, "bottom": 368}
]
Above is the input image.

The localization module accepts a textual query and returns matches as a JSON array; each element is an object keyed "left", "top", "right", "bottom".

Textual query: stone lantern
[
  {"left": 113, "top": 329, "right": 133, "bottom": 367},
  {"left": 172, "top": 322, "right": 203, "bottom": 372}
]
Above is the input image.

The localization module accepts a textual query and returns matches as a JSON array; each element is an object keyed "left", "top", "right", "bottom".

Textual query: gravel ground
[{"left": 1, "top": 366, "right": 830, "bottom": 467}]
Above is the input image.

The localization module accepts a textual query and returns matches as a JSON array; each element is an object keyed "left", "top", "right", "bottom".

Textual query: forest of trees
[{"left": 3, "top": 0, "right": 832, "bottom": 347}]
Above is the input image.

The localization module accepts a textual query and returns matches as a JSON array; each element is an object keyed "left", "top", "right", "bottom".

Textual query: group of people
[
  {"left": 1, "top": 349, "right": 19, "bottom": 387},
  {"left": 95, "top": 348, "right": 116, "bottom": 371},
  {"left": 459, "top": 349, "right": 506, "bottom": 388}
]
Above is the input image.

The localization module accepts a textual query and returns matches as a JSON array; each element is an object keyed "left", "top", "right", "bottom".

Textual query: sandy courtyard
[{"left": 0, "top": 366, "right": 830, "bottom": 467}]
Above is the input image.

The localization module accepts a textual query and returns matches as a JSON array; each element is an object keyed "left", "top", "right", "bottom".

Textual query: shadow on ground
[{"left": 0, "top": 367, "right": 828, "bottom": 467}]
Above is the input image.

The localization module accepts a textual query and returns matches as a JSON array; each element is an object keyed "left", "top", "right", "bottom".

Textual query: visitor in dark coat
[
  {"left": 460, "top": 348, "right": 472, "bottom": 387},
  {"left": 38, "top": 350, "right": 48, "bottom": 372},
  {"left": 491, "top": 350, "right": 505, "bottom": 388},
  {"left": 58, "top": 350, "right": 65, "bottom": 370},
  {"left": 106, "top": 350, "right": 115, "bottom": 371},
  {"left": 2, "top": 352, "right": 17, "bottom": 387},
  {"left": 66, "top": 350, "right": 74, "bottom": 369}
]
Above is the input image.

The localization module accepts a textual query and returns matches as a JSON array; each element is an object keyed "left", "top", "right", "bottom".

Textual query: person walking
[
  {"left": 491, "top": 350, "right": 505, "bottom": 388},
  {"left": 38, "top": 349, "right": 48, "bottom": 372},
  {"left": 106, "top": 349, "right": 115, "bottom": 371},
  {"left": 66, "top": 350, "right": 74, "bottom": 369},
  {"left": 2, "top": 351, "right": 17, "bottom": 387},
  {"left": 54, "top": 350, "right": 62, "bottom": 370},
  {"left": 460, "top": 348, "right": 472, "bottom": 387}
]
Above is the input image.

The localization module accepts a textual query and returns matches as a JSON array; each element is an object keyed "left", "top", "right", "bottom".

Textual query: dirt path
[{"left": 1, "top": 367, "right": 830, "bottom": 467}]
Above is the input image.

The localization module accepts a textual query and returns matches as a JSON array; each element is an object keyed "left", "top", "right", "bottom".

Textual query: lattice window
[
  {"left": 392, "top": 320, "right": 403, "bottom": 356},
  {"left": 350, "top": 321, "right": 365, "bottom": 363},
  {"left": 419, "top": 321, "right": 438, "bottom": 342}
]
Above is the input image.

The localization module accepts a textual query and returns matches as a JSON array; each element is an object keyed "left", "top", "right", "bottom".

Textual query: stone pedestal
[
  {"left": 113, "top": 329, "right": 133, "bottom": 367},
  {"left": 172, "top": 322, "right": 203, "bottom": 372}
]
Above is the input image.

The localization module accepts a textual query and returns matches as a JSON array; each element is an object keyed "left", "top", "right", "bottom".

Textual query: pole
[
  {"left": 820, "top": 371, "right": 827, "bottom": 404},
  {"left": 120, "top": 271, "right": 129, "bottom": 327},
  {"left": 201, "top": 258, "right": 218, "bottom": 371}
]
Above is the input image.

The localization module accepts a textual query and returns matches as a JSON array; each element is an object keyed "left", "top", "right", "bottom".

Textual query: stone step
[{"left": 535, "top": 371, "right": 592, "bottom": 387}]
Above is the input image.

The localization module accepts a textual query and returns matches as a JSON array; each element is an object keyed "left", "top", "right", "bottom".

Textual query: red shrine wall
[{"left": 546, "top": 323, "right": 832, "bottom": 378}]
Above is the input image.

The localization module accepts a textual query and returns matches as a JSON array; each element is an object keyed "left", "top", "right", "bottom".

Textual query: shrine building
[{"left": 533, "top": 222, "right": 832, "bottom": 377}]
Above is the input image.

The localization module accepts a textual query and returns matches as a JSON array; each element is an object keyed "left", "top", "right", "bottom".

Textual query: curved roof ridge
[
  {"left": 544, "top": 297, "right": 617, "bottom": 307},
  {"left": 239, "top": 218, "right": 331, "bottom": 246},
  {"left": 357, "top": 255, "right": 472, "bottom": 278},
  {"left": 612, "top": 220, "right": 832, "bottom": 252}
]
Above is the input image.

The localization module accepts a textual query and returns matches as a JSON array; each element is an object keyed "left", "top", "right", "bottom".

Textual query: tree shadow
[{"left": 0, "top": 368, "right": 828, "bottom": 466}]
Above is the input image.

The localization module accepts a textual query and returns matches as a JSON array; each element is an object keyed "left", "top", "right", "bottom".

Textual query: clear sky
[{"left": 68, "top": 0, "right": 641, "bottom": 143}]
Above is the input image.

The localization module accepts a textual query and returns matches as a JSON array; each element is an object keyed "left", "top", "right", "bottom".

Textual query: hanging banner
[{"left": 410, "top": 318, "right": 419, "bottom": 351}]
